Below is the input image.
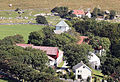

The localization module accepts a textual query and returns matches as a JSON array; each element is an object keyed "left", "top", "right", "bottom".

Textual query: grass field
[
  {"left": 0, "top": 0, "right": 120, "bottom": 12},
  {"left": 0, "top": 24, "right": 45, "bottom": 43}
]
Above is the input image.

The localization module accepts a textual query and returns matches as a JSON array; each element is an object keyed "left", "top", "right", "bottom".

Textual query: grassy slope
[
  {"left": 92, "top": 69, "right": 104, "bottom": 82},
  {"left": 0, "top": 0, "right": 120, "bottom": 12},
  {"left": 0, "top": 24, "right": 44, "bottom": 42}
]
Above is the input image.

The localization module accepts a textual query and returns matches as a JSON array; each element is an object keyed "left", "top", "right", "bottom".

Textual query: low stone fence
[{"left": 0, "top": 23, "right": 54, "bottom": 27}]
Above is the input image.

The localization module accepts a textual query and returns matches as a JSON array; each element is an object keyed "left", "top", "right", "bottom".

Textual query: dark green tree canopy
[
  {"left": 36, "top": 15, "right": 48, "bottom": 24},
  {"left": 109, "top": 10, "right": 116, "bottom": 20},
  {"left": 0, "top": 34, "right": 24, "bottom": 45},
  {"left": 63, "top": 43, "right": 93, "bottom": 67},
  {"left": 28, "top": 27, "right": 77, "bottom": 49},
  {"left": 0, "top": 35, "right": 63, "bottom": 81},
  {"left": 101, "top": 57, "right": 120, "bottom": 79},
  {"left": 51, "top": 6, "right": 69, "bottom": 18}
]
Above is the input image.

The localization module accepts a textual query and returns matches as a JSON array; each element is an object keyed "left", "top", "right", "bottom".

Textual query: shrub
[{"left": 36, "top": 15, "right": 48, "bottom": 24}]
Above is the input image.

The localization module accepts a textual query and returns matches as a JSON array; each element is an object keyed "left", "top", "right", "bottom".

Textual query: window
[
  {"left": 78, "top": 70, "right": 82, "bottom": 73},
  {"left": 83, "top": 66, "right": 85, "bottom": 68}
]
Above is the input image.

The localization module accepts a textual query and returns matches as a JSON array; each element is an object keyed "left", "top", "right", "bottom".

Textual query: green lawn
[
  {"left": 0, "top": 79, "right": 7, "bottom": 82},
  {"left": 0, "top": 24, "right": 45, "bottom": 43}
]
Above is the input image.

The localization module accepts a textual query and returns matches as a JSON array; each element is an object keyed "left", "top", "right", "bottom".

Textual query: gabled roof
[
  {"left": 32, "top": 46, "right": 58, "bottom": 55},
  {"left": 73, "top": 61, "right": 84, "bottom": 69},
  {"left": 73, "top": 10, "right": 85, "bottom": 15},
  {"left": 16, "top": 44, "right": 58, "bottom": 55},
  {"left": 73, "top": 61, "right": 92, "bottom": 71},
  {"left": 56, "top": 20, "right": 69, "bottom": 27}
]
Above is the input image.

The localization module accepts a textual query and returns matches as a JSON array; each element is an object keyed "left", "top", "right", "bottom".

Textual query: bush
[
  {"left": 94, "top": 77, "right": 97, "bottom": 82},
  {"left": 36, "top": 15, "right": 48, "bottom": 24},
  {"left": 107, "top": 77, "right": 114, "bottom": 82},
  {"left": 109, "top": 10, "right": 116, "bottom": 20},
  {"left": 64, "top": 73, "right": 69, "bottom": 80},
  {"left": 70, "top": 72, "right": 75, "bottom": 80}
]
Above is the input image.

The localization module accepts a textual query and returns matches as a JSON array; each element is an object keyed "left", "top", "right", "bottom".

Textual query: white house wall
[
  {"left": 49, "top": 60, "right": 55, "bottom": 66},
  {"left": 75, "top": 66, "right": 92, "bottom": 79},
  {"left": 56, "top": 51, "right": 63, "bottom": 66}
]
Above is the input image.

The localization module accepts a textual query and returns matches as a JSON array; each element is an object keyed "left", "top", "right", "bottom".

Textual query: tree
[
  {"left": 92, "top": 7, "right": 101, "bottom": 18},
  {"left": 112, "top": 43, "right": 120, "bottom": 58},
  {"left": 28, "top": 27, "right": 77, "bottom": 49},
  {"left": 51, "top": 6, "right": 68, "bottom": 18},
  {"left": 109, "top": 10, "right": 116, "bottom": 20},
  {"left": 0, "top": 37, "right": 64, "bottom": 82},
  {"left": 63, "top": 43, "right": 93, "bottom": 67},
  {"left": 36, "top": 15, "right": 48, "bottom": 24},
  {"left": 0, "top": 34, "right": 24, "bottom": 45},
  {"left": 101, "top": 57, "right": 120, "bottom": 76},
  {"left": 28, "top": 30, "right": 45, "bottom": 46},
  {"left": 88, "top": 36, "right": 111, "bottom": 52}
]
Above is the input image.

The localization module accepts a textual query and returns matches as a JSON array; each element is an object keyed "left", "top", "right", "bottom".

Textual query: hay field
[{"left": 0, "top": 0, "right": 120, "bottom": 12}]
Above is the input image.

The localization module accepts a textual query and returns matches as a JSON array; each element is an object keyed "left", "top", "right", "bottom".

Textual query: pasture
[{"left": 0, "top": 24, "right": 45, "bottom": 43}]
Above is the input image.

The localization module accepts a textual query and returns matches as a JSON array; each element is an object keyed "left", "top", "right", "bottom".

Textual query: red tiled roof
[
  {"left": 77, "top": 36, "right": 88, "bottom": 45},
  {"left": 32, "top": 46, "right": 58, "bottom": 55},
  {"left": 73, "top": 10, "right": 85, "bottom": 15},
  {"left": 16, "top": 44, "right": 58, "bottom": 55}
]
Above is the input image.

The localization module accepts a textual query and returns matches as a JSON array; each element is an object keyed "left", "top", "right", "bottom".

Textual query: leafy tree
[
  {"left": 36, "top": 15, "right": 48, "bottom": 24},
  {"left": 0, "top": 36, "right": 63, "bottom": 82},
  {"left": 28, "top": 30, "right": 45, "bottom": 45},
  {"left": 51, "top": 6, "right": 68, "bottom": 18},
  {"left": 101, "top": 57, "right": 120, "bottom": 77},
  {"left": 64, "top": 43, "right": 93, "bottom": 67},
  {"left": 88, "top": 36, "right": 111, "bottom": 52},
  {"left": 0, "top": 34, "right": 24, "bottom": 45},
  {"left": 109, "top": 10, "right": 116, "bottom": 20},
  {"left": 112, "top": 43, "right": 120, "bottom": 58},
  {"left": 28, "top": 27, "right": 77, "bottom": 49}
]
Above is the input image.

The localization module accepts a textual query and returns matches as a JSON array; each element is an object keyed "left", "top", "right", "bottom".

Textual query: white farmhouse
[
  {"left": 54, "top": 20, "right": 70, "bottom": 34},
  {"left": 88, "top": 52, "right": 101, "bottom": 69},
  {"left": 72, "top": 61, "right": 92, "bottom": 80}
]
